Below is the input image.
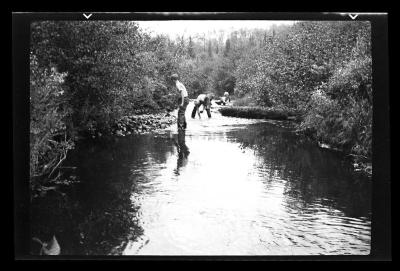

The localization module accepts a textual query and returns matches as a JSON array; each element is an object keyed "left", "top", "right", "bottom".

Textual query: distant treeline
[{"left": 29, "top": 21, "right": 372, "bottom": 195}]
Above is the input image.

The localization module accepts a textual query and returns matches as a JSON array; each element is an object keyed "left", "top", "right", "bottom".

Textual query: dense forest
[{"left": 30, "top": 21, "right": 372, "bottom": 196}]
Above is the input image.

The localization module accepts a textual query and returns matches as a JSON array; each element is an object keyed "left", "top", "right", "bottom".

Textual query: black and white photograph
[{"left": 12, "top": 12, "right": 390, "bottom": 259}]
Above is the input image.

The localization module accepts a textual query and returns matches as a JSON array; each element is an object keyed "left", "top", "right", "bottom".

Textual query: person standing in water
[{"left": 171, "top": 74, "right": 189, "bottom": 130}]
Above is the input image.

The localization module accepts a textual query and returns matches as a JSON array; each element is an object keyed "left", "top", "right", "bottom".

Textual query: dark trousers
[{"left": 178, "top": 97, "right": 189, "bottom": 130}]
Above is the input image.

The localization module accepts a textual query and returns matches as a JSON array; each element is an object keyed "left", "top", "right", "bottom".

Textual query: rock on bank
[{"left": 113, "top": 113, "right": 176, "bottom": 136}]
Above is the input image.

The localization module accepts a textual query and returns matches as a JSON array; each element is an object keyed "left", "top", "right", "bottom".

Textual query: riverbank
[
  {"left": 293, "top": 126, "right": 372, "bottom": 178},
  {"left": 314, "top": 140, "right": 372, "bottom": 177}
]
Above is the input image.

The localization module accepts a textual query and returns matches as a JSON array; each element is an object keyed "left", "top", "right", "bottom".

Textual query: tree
[
  {"left": 188, "top": 36, "right": 196, "bottom": 58},
  {"left": 224, "top": 38, "right": 231, "bottom": 57}
]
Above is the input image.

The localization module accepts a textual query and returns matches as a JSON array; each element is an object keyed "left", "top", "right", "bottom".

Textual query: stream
[{"left": 30, "top": 102, "right": 371, "bottom": 256}]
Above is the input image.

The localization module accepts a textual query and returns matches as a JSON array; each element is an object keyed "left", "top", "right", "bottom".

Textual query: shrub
[{"left": 30, "top": 54, "right": 74, "bottom": 195}]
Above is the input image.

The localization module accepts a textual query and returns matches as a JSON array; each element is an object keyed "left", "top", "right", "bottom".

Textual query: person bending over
[{"left": 192, "top": 93, "right": 213, "bottom": 119}]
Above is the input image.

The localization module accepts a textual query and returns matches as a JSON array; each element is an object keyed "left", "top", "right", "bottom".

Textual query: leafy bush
[
  {"left": 300, "top": 88, "right": 371, "bottom": 157},
  {"left": 31, "top": 21, "right": 183, "bottom": 137},
  {"left": 30, "top": 54, "right": 74, "bottom": 194}
]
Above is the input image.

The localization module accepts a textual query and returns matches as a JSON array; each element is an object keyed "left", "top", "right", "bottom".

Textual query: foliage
[
  {"left": 297, "top": 24, "right": 372, "bottom": 158},
  {"left": 233, "top": 21, "right": 372, "bottom": 159},
  {"left": 31, "top": 21, "right": 180, "bottom": 137},
  {"left": 30, "top": 54, "right": 74, "bottom": 195}
]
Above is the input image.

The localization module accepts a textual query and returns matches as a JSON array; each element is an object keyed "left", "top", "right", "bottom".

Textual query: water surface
[{"left": 31, "top": 103, "right": 371, "bottom": 255}]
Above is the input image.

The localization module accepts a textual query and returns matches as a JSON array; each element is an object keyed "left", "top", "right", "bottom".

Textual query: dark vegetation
[{"left": 231, "top": 22, "right": 372, "bottom": 167}]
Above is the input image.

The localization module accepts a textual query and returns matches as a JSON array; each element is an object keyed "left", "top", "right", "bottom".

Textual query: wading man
[
  {"left": 171, "top": 74, "right": 189, "bottom": 130},
  {"left": 192, "top": 93, "right": 213, "bottom": 119}
]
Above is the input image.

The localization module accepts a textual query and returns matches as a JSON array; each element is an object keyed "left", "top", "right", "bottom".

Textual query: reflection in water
[
  {"left": 229, "top": 123, "right": 371, "bottom": 219},
  {"left": 174, "top": 129, "right": 190, "bottom": 176},
  {"left": 30, "top": 104, "right": 371, "bottom": 256}
]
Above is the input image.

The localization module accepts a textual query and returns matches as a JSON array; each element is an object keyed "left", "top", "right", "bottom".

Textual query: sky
[{"left": 134, "top": 20, "right": 295, "bottom": 40}]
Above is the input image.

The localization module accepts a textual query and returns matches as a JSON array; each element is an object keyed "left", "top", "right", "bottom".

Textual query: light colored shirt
[
  {"left": 175, "top": 81, "right": 188, "bottom": 97},
  {"left": 196, "top": 94, "right": 207, "bottom": 103}
]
